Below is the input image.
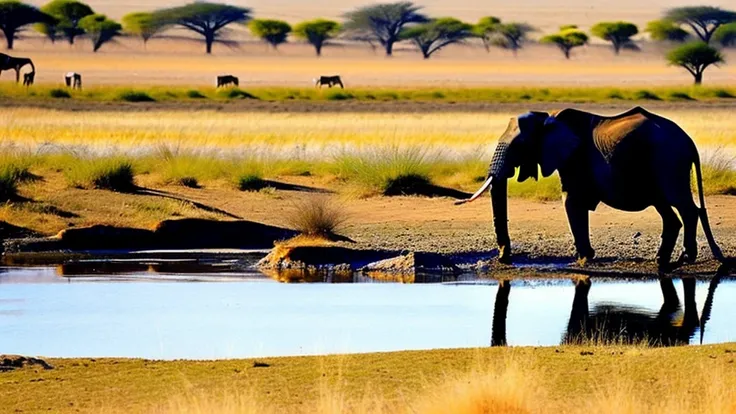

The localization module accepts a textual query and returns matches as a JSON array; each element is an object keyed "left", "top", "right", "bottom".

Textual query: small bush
[
  {"left": 49, "top": 88, "right": 71, "bottom": 99},
  {"left": 65, "top": 158, "right": 136, "bottom": 192},
  {"left": 237, "top": 174, "right": 267, "bottom": 191},
  {"left": 712, "top": 89, "right": 735, "bottom": 99},
  {"left": 633, "top": 90, "right": 661, "bottom": 101},
  {"left": 219, "top": 88, "right": 257, "bottom": 100},
  {"left": 668, "top": 91, "right": 694, "bottom": 101},
  {"left": 325, "top": 91, "right": 354, "bottom": 101},
  {"left": 383, "top": 173, "right": 433, "bottom": 196},
  {"left": 117, "top": 90, "right": 156, "bottom": 102},
  {"left": 186, "top": 89, "right": 207, "bottom": 99},
  {"left": 177, "top": 177, "right": 199, "bottom": 188},
  {"left": 286, "top": 196, "right": 348, "bottom": 238}
]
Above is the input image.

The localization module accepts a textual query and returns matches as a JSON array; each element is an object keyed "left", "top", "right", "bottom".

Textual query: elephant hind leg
[
  {"left": 655, "top": 204, "right": 682, "bottom": 271},
  {"left": 675, "top": 201, "right": 699, "bottom": 263}
]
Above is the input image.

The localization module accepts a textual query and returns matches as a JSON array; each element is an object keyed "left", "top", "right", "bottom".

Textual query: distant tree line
[{"left": 0, "top": 1, "right": 734, "bottom": 83}]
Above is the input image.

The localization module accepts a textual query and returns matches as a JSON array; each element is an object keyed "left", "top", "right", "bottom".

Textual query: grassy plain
[{"left": 2, "top": 344, "right": 735, "bottom": 413}]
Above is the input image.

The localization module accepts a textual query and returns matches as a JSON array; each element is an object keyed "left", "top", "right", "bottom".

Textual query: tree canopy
[
  {"left": 645, "top": 19, "right": 689, "bottom": 42},
  {"left": 540, "top": 26, "right": 588, "bottom": 59},
  {"left": 78, "top": 13, "right": 120, "bottom": 52},
  {"left": 400, "top": 17, "right": 473, "bottom": 59},
  {"left": 713, "top": 22, "right": 736, "bottom": 47},
  {"left": 343, "top": 2, "right": 428, "bottom": 56},
  {"left": 591, "top": 21, "right": 639, "bottom": 54},
  {"left": 473, "top": 16, "right": 501, "bottom": 51},
  {"left": 122, "top": 12, "right": 166, "bottom": 46},
  {"left": 249, "top": 19, "right": 291, "bottom": 49},
  {"left": 39, "top": 0, "right": 93, "bottom": 44},
  {"left": 155, "top": 2, "right": 251, "bottom": 54},
  {"left": 666, "top": 41, "right": 724, "bottom": 84},
  {"left": 665, "top": 6, "right": 736, "bottom": 43},
  {"left": 293, "top": 18, "right": 340, "bottom": 56},
  {"left": 0, "top": 0, "right": 51, "bottom": 49},
  {"left": 489, "top": 22, "right": 535, "bottom": 55}
]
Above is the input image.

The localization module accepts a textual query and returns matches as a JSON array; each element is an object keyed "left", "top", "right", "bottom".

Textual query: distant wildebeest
[
  {"left": 216, "top": 75, "right": 239, "bottom": 88},
  {"left": 65, "top": 72, "right": 82, "bottom": 89},
  {"left": 23, "top": 72, "right": 35, "bottom": 87},
  {"left": 315, "top": 75, "right": 344, "bottom": 89},
  {"left": 0, "top": 52, "right": 35, "bottom": 83}
]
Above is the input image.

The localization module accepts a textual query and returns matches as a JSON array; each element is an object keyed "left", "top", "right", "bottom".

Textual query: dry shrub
[{"left": 286, "top": 196, "right": 348, "bottom": 238}]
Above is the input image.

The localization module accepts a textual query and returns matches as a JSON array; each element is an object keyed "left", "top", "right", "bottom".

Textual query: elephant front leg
[{"left": 564, "top": 194, "right": 595, "bottom": 264}]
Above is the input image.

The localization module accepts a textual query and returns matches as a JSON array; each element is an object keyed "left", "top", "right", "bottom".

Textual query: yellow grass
[
  {"left": 4, "top": 344, "right": 736, "bottom": 414},
  {"left": 2, "top": 107, "right": 735, "bottom": 155}
]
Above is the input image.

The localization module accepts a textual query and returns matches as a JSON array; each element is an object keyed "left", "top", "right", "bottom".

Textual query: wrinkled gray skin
[{"left": 458, "top": 106, "right": 725, "bottom": 271}]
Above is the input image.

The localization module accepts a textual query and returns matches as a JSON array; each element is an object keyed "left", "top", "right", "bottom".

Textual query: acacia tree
[
  {"left": 591, "top": 21, "right": 639, "bottom": 54},
  {"left": 79, "top": 13, "right": 120, "bottom": 52},
  {"left": 714, "top": 22, "right": 736, "bottom": 47},
  {"left": 0, "top": 0, "right": 51, "bottom": 49},
  {"left": 474, "top": 16, "right": 500, "bottom": 51},
  {"left": 293, "top": 19, "right": 340, "bottom": 56},
  {"left": 400, "top": 17, "right": 473, "bottom": 59},
  {"left": 343, "top": 2, "right": 428, "bottom": 56},
  {"left": 122, "top": 12, "right": 166, "bottom": 47},
  {"left": 666, "top": 6, "right": 736, "bottom": 44},
  {"left": 155, "top": 2, "right": 251, "bottom": 54},
  {"left": 249, "top": 19, "right": 291, "bottom": 49},
  {"left": 645, "top": 19, "right": 689, "bottom": 42},
  {"left": 667, "top": 41, "right": 724, "bottom": 84},
  {"left": 38, "top": 0, "right": 93, "bottom": 44},
  {"left": 490, "top": 22, "right": 535, "bottom": 55},
  {"left": 540, "top": 26, "right": 588, "bottom": 59}
]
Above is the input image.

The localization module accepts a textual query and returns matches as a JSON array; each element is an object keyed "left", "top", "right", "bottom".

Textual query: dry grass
[
  {"left": 286, "top": 196, "right": 348, "bottom": 238},
  {"left": 7, "top": 344, "right": 735, "bottom": 414}
]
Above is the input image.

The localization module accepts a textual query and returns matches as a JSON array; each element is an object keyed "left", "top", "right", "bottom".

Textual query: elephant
[
  {"left": 457, "top": 107, "right": 726, "bottom": 271},
  {"left": 490, "top": 275, "right": 723, "bottom": 347}
]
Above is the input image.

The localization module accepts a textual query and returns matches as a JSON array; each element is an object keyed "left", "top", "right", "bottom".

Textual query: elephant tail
[{"left": 694, "top": 156, "right": 726, "bottom": 263}]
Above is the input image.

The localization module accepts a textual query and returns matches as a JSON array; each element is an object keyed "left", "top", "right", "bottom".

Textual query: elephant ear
[
  {"left": 516, "top": 112, "right": 549, "bottom": 182},
  {"left": 538, "top": 114, "right": 581, "bottom": 177}
]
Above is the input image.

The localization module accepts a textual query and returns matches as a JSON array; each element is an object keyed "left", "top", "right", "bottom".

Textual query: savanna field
[{"left": 3, "top": 0, "right": 736, "bottom": 413}]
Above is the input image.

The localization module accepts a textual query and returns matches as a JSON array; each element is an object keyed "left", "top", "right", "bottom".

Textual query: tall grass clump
[
  {"left": 286, "top": 196, "right": 348, "bottom": 239},
  {"left": 117, "top": 90, "right": 156, "bottom": 102},
  {"left": 508, "top": 172, "right": 563, "bottom": 201},
  {"left": 0, "top": 157, "right": 35, "bottom": 201},
  {"left": 231, "top": 158, "right": 269, "bottom": 191},
  {"left": 49, "top": 88, "right": 71, "bottom": 99},
  {"left": 218, "top": 88, "right": 257, "bottom": 100},
  {"left": 64, "top": 157, "right": 136, "bottom": 192},
  {"left": 699, "top": 147, "right": 736, "bottom": 195},
  {"left": 186, "top": 90, "right": 207, "bottom": 99},
  {"left": 333, "top": 146, "right": 435, "bottom": 196}
]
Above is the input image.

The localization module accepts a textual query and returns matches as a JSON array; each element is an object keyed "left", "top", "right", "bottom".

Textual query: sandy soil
[{"left": 6, "top": 39, "right": 735, "bottom": 87}]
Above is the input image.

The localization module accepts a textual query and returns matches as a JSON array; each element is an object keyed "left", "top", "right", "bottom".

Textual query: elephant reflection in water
[{"left": 491, "top": 276, "right": 723, "bottom": 347}]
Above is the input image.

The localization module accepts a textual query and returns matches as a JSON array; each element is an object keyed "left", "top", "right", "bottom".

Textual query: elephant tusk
[{"left": 455, "top": 176, "right": 493, "bottom": 205}]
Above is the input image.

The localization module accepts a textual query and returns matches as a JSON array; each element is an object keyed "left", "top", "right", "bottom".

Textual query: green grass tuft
[
  {"left": 65, "top": 157, "right": 137, "bottom": 192},
  {"left": 49, "top": 88, "right": 71, "bottom": 99},
  {"left": 325, "top": 91, "right": 354, "bottom": 101},
  {"left": 237, "top": 174, "right": 267, "bottom": 191},
  {"left": 712, "top": 89, "right": 735, "bottom": 99},
  {"left": 668, "top": 91, "right": 694, "bottom": 101},
  {"left": 699, "top": 147, "right": 736, "bottom": 195},
  {"left": 219, "top": 88, "right": 257, "bottom": 100},
  {"left": 117, "top": 90, "right": 156, "bottom": 103},
  {"left": 634, "top": 90, "right": 661, "bottom": 101},
  {"left": 186, "top": 90, "right": 206, "bottom": 99}
]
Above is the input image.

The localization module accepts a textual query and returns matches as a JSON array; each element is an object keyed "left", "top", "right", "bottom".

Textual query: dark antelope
[
  {"left": 0, "top": 53, "right": 35, "bottom": 83},
  {"left": 216, "top": 75, "right": 239, "bottom": 88},
  {"left": 315, "top": 75, "right": 344, "bottom": 89}
]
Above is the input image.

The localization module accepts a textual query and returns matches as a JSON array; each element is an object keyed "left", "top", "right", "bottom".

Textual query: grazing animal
[
  {"left": 65, "top": 72, "right": 82, "bottom": 89},
  {"left": 315, "top": 75, "right": 344, "bottom": 89},
  {"left": 0, "top": 53, "right": 35, "bottom": 83},
  {"left": 216, "top": 75, "right": 239, "bottom": 88},
  {"left": 456, "top": 106, "right": 727, "bottom": 271},
  {"left": 22, "top": 72, "right": 35, "bottom": 87}
]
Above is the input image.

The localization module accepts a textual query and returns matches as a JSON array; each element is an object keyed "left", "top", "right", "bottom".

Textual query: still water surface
[{"left": 1, "top": 267, "right": 734, "bottom": 359}]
